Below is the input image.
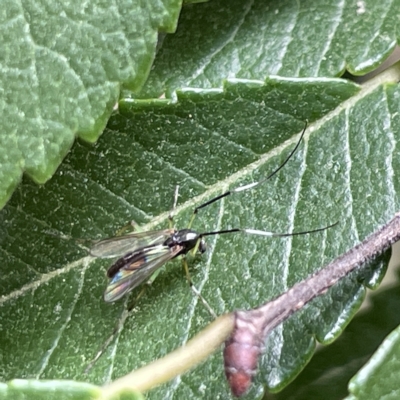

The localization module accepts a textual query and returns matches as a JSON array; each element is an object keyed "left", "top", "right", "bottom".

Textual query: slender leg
[
  {"left": 114, "top": 219, "right": 141, "bottom": 236},
  {"left": 84, "top": 270, "right": 161, "bottom": 374},
  {"left": 169, "top": 185, "right": 180, "bottom": 228},
  {"left": 182, "top": 256, "right": 217, "bottom": 319},
  {"left": 126, "top": 269, "right": 162, "bottom": 311},
  {"left": 84, "top": 306, "right": 130, "bottom": 374},
  {"left": 86, "top": 188, "right": 183, "bottom": 372},
  {"left": 188, "top": 211, "right": 197, "bottom": 229}
]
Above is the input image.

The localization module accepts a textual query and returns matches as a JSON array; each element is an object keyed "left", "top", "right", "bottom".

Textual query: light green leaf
[
  {"left": 140, "top": 0, "right": 400, "bottom": 97},
  {"left": 1, "top": 67, "right": 400, "bottom": 399},
  {"left": 0, "top": 0, "right": 182, "bottom": 208},
  {"left": 0, "top": 379, "right": 143, "bottom": 400},
  {"left": 346, "top": 323, "right": 400, "bottom": 400}
]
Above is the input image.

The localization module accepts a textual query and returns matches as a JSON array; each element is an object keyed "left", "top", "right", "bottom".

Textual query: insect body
[
  {"left": 91, "top": 229, "right": 206, "bottom": 302},
  {"left": 85, "top": 122, "right": 338, "bottom": 373},
  {"left": 90, "top": 122, "right": 335, "bottom": 305}
]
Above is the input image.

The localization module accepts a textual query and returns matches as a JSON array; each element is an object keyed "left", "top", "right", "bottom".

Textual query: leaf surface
[
  {"left": 4, "top": 0, "right": 400, "bottom": 210},
  {"left": 0, "top": 380, "right": 102, "bottom": 400},
  {"left": 0, "top": 0, "right": 182, "bottom": 207},
  {"left": 140, "top": 0, "right": 400, "bottom": 97},
  {"left": 2, "top": 69, "right": 400, "bottom": 398},
  {"left": 346, "top": 323, "right": 400, "bottom": 400}
]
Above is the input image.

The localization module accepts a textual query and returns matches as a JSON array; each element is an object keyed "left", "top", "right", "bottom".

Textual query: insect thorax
[{"left": 164, "top": 229, "right": 206, "bottom": 254}]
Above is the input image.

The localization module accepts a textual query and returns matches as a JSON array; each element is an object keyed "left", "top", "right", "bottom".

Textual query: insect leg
[
  {"left": 182, "top": 256, "right": 217, "bottom": 318},
  {"left": 126, "top": 269, "right": 162, "bottom": 311},
  {"left": 191, "top": 285, "right": 217, "bottom": 319},
  {"left": 114, "top": 219, "right": 142, "bottom": 236},
  {"left": 187, "top": 210, "right": 196, "bottom": 229},
  {"left": 84, "top": 307, "right": 130, "bottom": 374},
  {"left": 168, "top": 185, "right": 180, "bottom": 229},
  {"left": 85, "top": 269, "right": 163, "bottom": 373},
  {"left": 191, "top": 237, "right": 202, "bottom": 256}
]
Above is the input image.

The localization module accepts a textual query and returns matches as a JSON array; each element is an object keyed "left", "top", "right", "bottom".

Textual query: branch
[{"left": 224, "top": 213, "right": 400, "bottom": 396}]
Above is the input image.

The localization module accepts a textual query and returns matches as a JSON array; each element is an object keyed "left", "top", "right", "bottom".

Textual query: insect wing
[
  {"left": 104, "top": 245, "right": 183, "bottom": 302},
  {"left": 90, "top": 229, "right": 175, "bottom": 258}
]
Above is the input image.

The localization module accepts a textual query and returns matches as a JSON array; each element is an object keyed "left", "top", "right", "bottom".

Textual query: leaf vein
[{"left": 36, "top": 258, "right": 89, "bottom": 377}]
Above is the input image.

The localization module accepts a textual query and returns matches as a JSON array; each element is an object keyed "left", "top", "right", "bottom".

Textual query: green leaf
[
  {"left": 140, "top": 0, "right": 400, "bottom": 98},
  {"left": 0, "top": 0, "right": 182, "bottom": 208},
  {"left": 2, "top": 68, "right": 400, "bottom": 399},
  {"left": 4, "top": 0, "right": 400, "bottom": 211},
  {"left": 0, "top": 379, "right": 143, "bottom": 400},
  {"left": 346, "top": 323, "right": 400, "bottom": 400}
]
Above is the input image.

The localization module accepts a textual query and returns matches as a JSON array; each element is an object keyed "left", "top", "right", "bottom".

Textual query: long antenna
[
  {"left": 199, "top": 221, "right": 338, "bottom": 239},
  {"left": 193, "top": 121, "right": 308, "bottom": 216}
]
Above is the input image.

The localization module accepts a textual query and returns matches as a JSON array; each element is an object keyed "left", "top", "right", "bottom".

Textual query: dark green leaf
[{"left": 1, "top": 71, "right": 400, "bottom": 399}]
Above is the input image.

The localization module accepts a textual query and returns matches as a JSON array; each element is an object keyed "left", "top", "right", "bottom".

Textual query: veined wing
[
  {"left": 90, "top": 229, "right": 175, "bottom": 258},
  {"left": 104, "top": 244, "right": 183, "bottom": 302}
]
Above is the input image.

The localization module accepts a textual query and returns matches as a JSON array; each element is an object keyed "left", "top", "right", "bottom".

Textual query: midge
[{"left": 90, "top": 123, "right": 335, "bottom": 304}]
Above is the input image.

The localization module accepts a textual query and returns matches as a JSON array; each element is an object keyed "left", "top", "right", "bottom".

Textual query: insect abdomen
[{"left": 107, "top": 250, "right": 148, "bottom": 278}]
